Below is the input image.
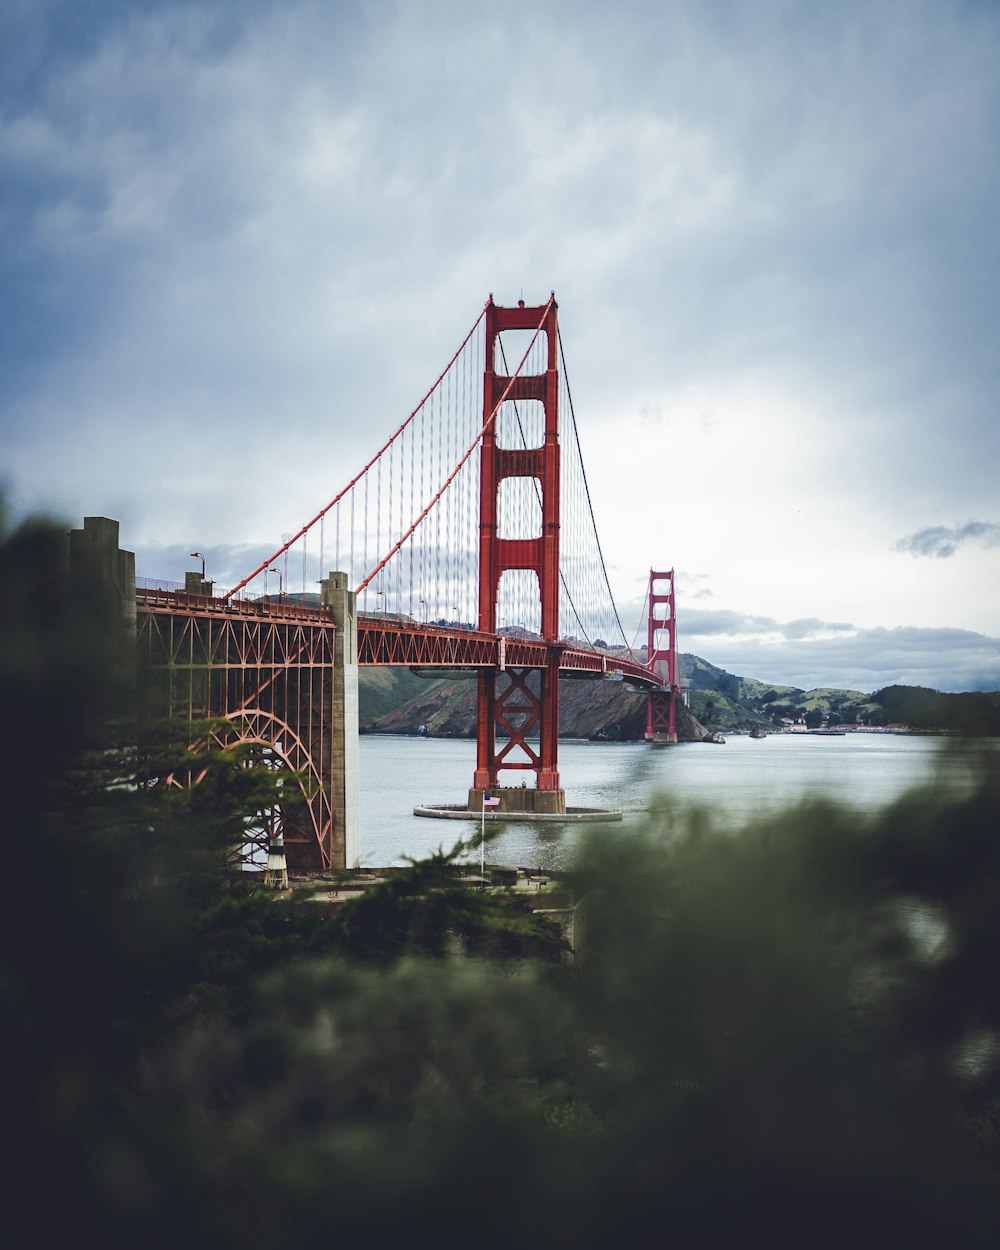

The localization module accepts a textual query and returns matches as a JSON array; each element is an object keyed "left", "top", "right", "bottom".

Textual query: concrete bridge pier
[{"left": 321, "top": 572, "right": 361, "bottom": 869}]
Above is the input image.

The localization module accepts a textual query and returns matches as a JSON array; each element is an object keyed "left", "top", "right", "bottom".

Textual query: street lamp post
[
  {"left": 266, "top": 566, "right": 283, "bottom": 599},
  {"left": 375, "top": 589, "right": 385, "bottom": 617},
  {"left": 419, "top": 598, "right": 428, "bottom": 623},
  {"left": 190, "top": 551, "right": 206, "bottom": 581}
]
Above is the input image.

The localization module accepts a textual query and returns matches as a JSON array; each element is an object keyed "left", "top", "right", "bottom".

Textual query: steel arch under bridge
[{"left": 136, "top": 589, "right": 341, "bottom": 873}]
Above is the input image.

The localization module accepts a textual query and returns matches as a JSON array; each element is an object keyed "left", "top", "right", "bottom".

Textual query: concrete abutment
[{"left": 321, "top": 571, "right": 361, "bottom": 869}]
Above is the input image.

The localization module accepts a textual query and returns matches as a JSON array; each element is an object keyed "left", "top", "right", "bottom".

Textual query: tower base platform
[
  {"left": 468, "top": 787, "right": 567, "bottom": 815},
  {"left": 414, "top": 800, "right": 621, "bottom": 824}
]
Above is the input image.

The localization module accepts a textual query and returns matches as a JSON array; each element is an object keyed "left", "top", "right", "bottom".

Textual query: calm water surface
[{"left": 358, "top": 732, "right": 965, "bottom": 870}]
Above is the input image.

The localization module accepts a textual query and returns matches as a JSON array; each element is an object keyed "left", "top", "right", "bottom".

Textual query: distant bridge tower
[
  {"left": 471, "top": 297, "right": 565, "bottom": 813},
  {"left": 645, "top": 568, "right": 678, "bottom": 743}
]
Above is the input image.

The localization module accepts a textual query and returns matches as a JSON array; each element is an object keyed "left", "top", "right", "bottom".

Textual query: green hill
[
  {"left": 870, "top": 685, "right": 1000, "bottom": 734},
  {"left": 358, "top": 668, "right": 449, "bottom": 727},
  {"left": 359, "top": 657, "right": 998, "bottom": 738},
  {"left": 681, "top": 658, "right": 883, "bottom": 731}
]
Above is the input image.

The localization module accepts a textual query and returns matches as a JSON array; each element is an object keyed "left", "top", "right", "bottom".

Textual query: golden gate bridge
[{"left": 97, "top": 295, "right": 680, "bottom": 873}]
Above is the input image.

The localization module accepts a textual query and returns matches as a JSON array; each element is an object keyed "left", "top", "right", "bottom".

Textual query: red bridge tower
[
  {"left": 645, "top": 568, "right": 679, "bottom": 743},
  {"left": 471, "top": 297, "right": 565, "bottom": 813}
]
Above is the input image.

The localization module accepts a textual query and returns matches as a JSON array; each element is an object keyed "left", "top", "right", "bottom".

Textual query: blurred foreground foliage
[{"left": 3, "top": 511, "right": 1000, "bottom": 1249}]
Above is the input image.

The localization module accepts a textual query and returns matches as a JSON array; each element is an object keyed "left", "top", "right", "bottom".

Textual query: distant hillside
[
  {"left": 359, "top": 657, "right": 999, "bottom": 739},
  {"left": 361, "top": 671, "right": 478, "bottom": 737},
  {"left": 871, "top": 685, "right": 1000, "bottom": 734},
  {"left": 681, "top": 664, "right": 1000, "bottom": 735},
  {"left": 359, "top": 667, "right": 710, "bottom": 741},
  {"left": 672, "top": 654, "right": 881, "bottom": 729},
  {"left": 358, "top": 667, "right": 442, "bottom": 726}
]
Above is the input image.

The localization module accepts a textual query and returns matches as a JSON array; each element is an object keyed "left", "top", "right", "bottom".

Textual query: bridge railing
[
  {"left": 136, "top": 585, "right": 333, "bottom": 621},
  {"left": 136, "top": 576, "right": 184, "bottom": 593}
]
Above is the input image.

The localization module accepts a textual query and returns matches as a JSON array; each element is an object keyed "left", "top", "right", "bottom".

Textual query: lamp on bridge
[
  {"left": 375, "top": 589, "right": 385, "bottom": 616},
  {"left": 186, "top": 551, "right": 209, "bottom": 596},
  {"left": 266, "top": 565, "right": 283, "bottom": 599},
  {"left": 419, "top": 598, "right": 428, "bottom": 623}
]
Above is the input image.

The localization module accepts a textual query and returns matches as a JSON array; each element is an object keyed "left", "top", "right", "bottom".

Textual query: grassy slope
[
  {"left": 358, "top": 668, "right": 450, "bottom": 728},
  {"left": 360, "top": 658, "right": 996, "bottom": 737}
]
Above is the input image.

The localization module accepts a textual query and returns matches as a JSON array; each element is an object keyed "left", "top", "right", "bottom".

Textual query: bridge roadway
[
  {"left": 357, "top": 615, "right": 658, "bottom": 685},
  {"left": 136, "top": 587, "right": 660, "bottom": 688}
]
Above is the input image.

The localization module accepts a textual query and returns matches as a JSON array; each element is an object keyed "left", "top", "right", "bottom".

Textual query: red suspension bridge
[{"left": 105, "top": 295, "right": 680, "bottom": 872}]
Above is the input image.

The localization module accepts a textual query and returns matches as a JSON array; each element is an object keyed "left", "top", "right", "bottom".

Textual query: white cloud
[{"left": 896, "top": 521, "right": 1000, "bottom": 559}]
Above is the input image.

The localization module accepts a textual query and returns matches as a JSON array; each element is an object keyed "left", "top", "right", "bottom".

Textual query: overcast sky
[{"left": 2, "top": 0, "right": 998, "bottom": 693}]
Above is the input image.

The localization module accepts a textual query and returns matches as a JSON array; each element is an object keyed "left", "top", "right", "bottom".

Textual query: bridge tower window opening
[
  {"left": 496, "top": 476, "right": 543, "bottom": 541},
  {"left": 496, "top": 568, "right": 541, "bottom": 638},
  {"left": 496, "top": 329, "right": 547, "bottom": 388},
  {"left": 496, "top": 397, "right": 545, "bottom": 451},
  {"left": 652, "top": 627, "right": 673, "bottom": 655}
]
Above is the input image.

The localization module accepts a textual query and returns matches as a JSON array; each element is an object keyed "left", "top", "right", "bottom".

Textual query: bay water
[{"left": 357, "top": 731, "right": 966, "bottom": 870}]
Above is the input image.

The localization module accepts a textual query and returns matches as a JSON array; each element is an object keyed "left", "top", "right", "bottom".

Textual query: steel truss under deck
[{"left": 136, "top": 590, "right": 337, "bottom": 872}]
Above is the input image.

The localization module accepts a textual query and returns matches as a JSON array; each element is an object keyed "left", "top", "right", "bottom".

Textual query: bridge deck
[{"left": 135, "top": 590, "right": 659, "bottom": 688}]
